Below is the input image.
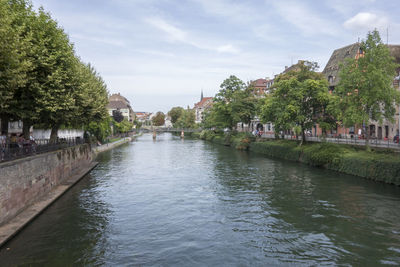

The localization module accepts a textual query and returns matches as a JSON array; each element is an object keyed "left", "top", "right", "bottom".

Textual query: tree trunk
[
  {"left": 22, "top": 119, "right": 31, "bottom": 140},
  {"left": 0, "top": 114, "right": 9, "bottom": 135},
  {"left": 50, "top": 126, "right": 59, "bottom": 144},
  {"left": 300, "top": 125, "right": 306, "bottom": 146}
]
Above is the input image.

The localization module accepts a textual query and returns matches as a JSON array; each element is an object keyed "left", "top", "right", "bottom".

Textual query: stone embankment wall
[
  {"left": 92, "top": 137, "right": 131, "bottom": 155},
  {"left": 0, "top": 144, "right": 92, "bottom": 226}
]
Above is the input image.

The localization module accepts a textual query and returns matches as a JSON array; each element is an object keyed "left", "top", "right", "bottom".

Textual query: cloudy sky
[{"left": 31, "top": 0, "right": 400, "bottom": 113}]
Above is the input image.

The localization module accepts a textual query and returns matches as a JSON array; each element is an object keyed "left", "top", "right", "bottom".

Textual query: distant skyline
[{"left": 31, "top": 0, "right": 400, "bottom": 113}]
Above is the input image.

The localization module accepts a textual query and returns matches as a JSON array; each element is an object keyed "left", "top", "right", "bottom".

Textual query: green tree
[
  {"left": 72, "top": 62, "right": 109, "bottom": 128},
  {"left": 260, "top": 61, "right": 332, "bottom": 144},
  {"left": 114, "top": 119, "right": 133, "bottom": 134},
  {"left": 335, "top": 30, "right": 400, "bottom": 146},
  {"left": 175, "top": 108, "right": 196, "bottom": 128},
  {"left": 33, "top": 8, "right": 78, "bottom": 142},
  {"left": 152, "top": 111, "right": 165, "bottom": 126},
  {"left": 215, "top": 75, "right": 245, "bottom": 102},
  {"left": 0, "top": 0, "right": 32, "bottom": 134},
  {"left": 85, "top": 116, "right": 112, "bottom": 143},
  {"left": 207, "top": 75, "right": 256, "bottom": 129},
  {"left": 133, "top": 119, "right": 142, "bottom": 129},
  {"left": 112, "top": 110, "right": 124, "bottom": 123},
  {"left": 231, "top": 87, "right": 257, "bottom": 126},
  {"left": 168, "top": 106, "right": 184, "bottom": 124}
]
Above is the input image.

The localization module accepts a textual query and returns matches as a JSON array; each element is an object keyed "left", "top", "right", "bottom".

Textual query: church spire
[{"left": 201, "top": 89, "right": 203, "bottom": 101}]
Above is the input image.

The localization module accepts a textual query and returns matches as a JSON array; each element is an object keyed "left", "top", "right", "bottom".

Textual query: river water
[{"left": 1, "top": 133, "right": 400, "bottom": 266}]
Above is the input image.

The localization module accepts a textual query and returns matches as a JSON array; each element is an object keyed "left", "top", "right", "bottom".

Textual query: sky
[{"left": 30, "top": 0, "right": 400, "bottom": 113}]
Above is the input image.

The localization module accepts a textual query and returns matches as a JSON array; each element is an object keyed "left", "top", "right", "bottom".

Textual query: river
[{"left": 1, "top": 133, "right": 400, "bottom": 266}]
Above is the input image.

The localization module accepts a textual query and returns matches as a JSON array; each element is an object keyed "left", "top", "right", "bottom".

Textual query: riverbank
[
  {"left": 92, "top": 137, "right": 132, "bottom": 155},
  {"left": 191, "top": 130, "right": 400, "bottom": 186},
  {"left": 0, "top": 137, "right": 133, "bottom": 248}
]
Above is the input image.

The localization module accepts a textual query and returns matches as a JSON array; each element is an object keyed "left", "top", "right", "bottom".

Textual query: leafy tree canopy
[
  {"left": 112, "top": 110, "right": 124, "bottom": 123},
  {"left": 152, "top": 111, "right": 165, "bottom": 126},
  {"left": 168, "top": 106, "right": 184, "bottom": 124},
  {"left": 175, "top": 109, "right": 196, "bottom": 128},
  {"left": 335, "top": 30, "right": 400, "bottom": 143},
  {"left": 260, "top": 61, "right": 333, "bottom": 143}
]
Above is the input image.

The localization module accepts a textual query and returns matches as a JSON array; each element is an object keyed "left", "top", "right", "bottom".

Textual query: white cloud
[
  {"left": 146, "top": 17, "right": 187, "bottom": 42},
  {"left": 343, "top": 12, "right": 389, "bottom": 31},
  {"left": 217, "top": 44, "right": 239, "bottom": 54},
  {"left": 146, "top": 17, "right": 240, "bottom": 54}
]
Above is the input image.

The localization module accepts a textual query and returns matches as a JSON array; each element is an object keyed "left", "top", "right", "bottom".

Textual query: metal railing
[
  {"left": 259, "top": 133, "right": 400, "bottom": 149},
  {"left": 0, "top": 137, "right": 85, "bottom": 163}
]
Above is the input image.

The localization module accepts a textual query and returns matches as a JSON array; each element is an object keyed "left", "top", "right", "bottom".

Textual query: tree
[
  {"left": 175, "top": 108, "right": 196, "bottom": 128},
  {"left": 114, "top": 119, "right": 133, "bottom": 134},
  {"left": 152, "top": 111, "right": 165, "bottom": 126},
  {"left": 168, "top": 107, "right": 184, "bottom": 124},
  {"left": 85, "top": 116, "right": 112, "bottom": 143},
  {"left": 231, "top": 87, "right": 257, "bottom": 126},
  {"left": 335, "top": 30, "right": 400, "bottom": 146},
  {"left": 0, "top": 0, "right": 110, "bottom": 140},
  {"left": 0, "top": 0, "right": 32, "bottom": 134},
  {"left": 112, "top": 110, "right": 124, "bottom": 123},
  {"left": 215, "top": 75, "right": 245, "bottom": 102},
  {"left": 260, "top": 61, "right": 332, "bottom": 144},
  {"left": 72, "top": 62, "right": 109, "bottom": 128},
  {"left": 207, "top": 75, "right": 257, "bottom": 129}
]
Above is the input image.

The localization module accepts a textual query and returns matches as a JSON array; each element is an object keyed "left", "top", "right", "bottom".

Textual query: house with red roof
[{"left": 194, "top": 91, "right": 213, "bottom": 124}]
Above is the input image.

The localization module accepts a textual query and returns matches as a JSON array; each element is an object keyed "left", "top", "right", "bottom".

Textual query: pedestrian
[
  {"left": 10, "top": 133, "right": 18, "bottom": 148},
  {"left": 17, "top": 133, "right": 25, "bottom": 148}
]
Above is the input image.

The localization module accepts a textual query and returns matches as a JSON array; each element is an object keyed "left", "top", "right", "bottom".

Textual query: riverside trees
[
  {"left": 334, "top": 30, "right": 400, "bottom": 146},
  {"left": 204, "top": 75, "right": 257, "bottom": 129},
  {"left": 0, "top": 0, "right": 109, "bottom": 141},
  {"left": 260, "top": 62, "right": 333, "bottom": 144}
]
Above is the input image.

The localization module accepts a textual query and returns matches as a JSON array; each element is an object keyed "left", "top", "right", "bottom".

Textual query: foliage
[
  {"left": 152, "top": 111, "right": 165, "bottom": 126},
  {"left": 134, "top": 119, "right": 142, "bottom": 129},
  {"left": 205, "top": 75, "right": 257, "bottom": 129},
  {"left": 114, "top": 119, "right": 133, "bottom": 133},
  {"left": 0, "top": 0, "right": 33, "bottom": 133},
  {"left": 112, "top": 110, "right": 124, "bottom": 123},
  {"left": 0, "top": 0, "right": 109, "bottom": 141},
  {"left": 168, "top": 107, "right": 184, "bottom": 124},
  {"left": 84, "top": 116, "right": 112, "bottom": 143},
  {"left": 335, "top": 30, "right": 400, "bottom": 145},
  {"left": 249, "top": 140, "right": 400, "bottom": 185},
  {"left": 175, "top": 108, "right": 196, "bottom": 128},
  {"left": 260, "top": 61, "right": 333, "bottom": 144}
]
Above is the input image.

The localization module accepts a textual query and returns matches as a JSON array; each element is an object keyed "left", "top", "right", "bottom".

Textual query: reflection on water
[{"left": 1, "top": 133, "right": 400, "bottom": 266}]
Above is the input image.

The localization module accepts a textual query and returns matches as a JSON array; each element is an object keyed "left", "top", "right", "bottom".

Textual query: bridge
[{"left": 140, "top": 127, "right": 201, "bottom": 133}]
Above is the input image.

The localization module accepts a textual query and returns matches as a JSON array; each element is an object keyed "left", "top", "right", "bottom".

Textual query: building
[
  {"left": 319, "top": 43, "right": 400, "bottom": 139},
  {"left": 194, "top": 92, "right": 213, "bottom": 124},
  {"left": 107, "top": 93, "right": 135, "bottom": 122},
  {"left": 251, "top": 78, "right": 267, "bottom": 96},
  {"left": 135, "top": 112, "right": 152, "bottom": 126}
]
